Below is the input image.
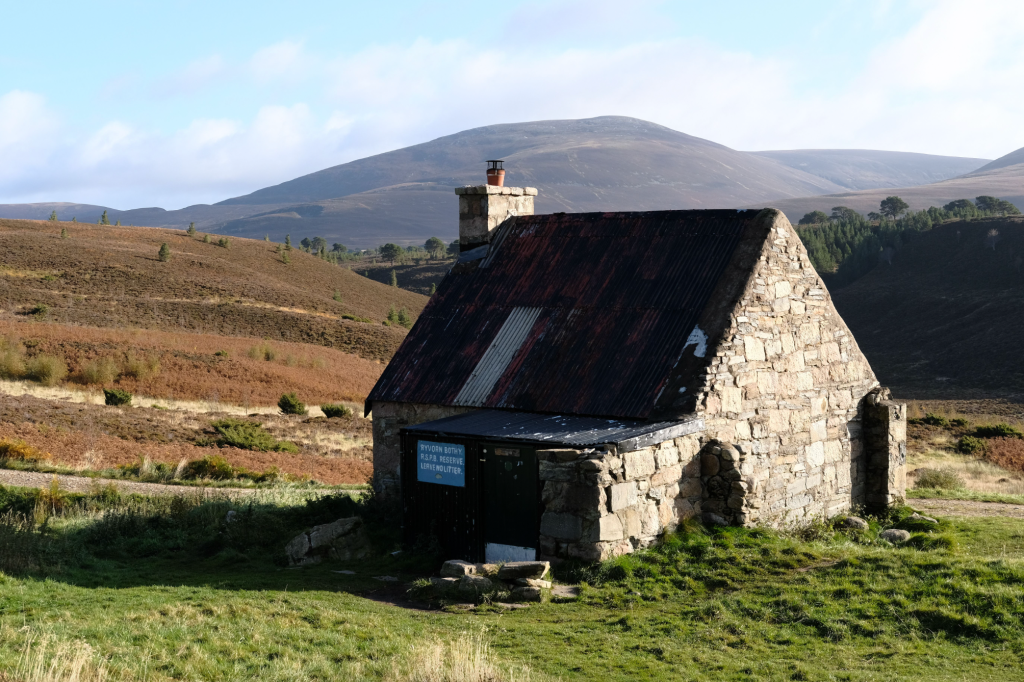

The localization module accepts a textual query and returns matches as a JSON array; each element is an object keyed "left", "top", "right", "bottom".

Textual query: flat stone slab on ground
[
  {"left": 551, "top": 585, "right": 580, "bottom": 600},
  {"left": 497, "top": 561, "right": 550, "bottom": 580}
]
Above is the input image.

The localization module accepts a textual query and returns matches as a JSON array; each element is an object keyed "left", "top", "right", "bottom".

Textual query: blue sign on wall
[{"left": 417, "top": 441, "right": 466, "bottom": 487}]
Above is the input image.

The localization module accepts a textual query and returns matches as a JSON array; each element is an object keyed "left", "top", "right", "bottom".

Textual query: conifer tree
[
  {"left": 390, "top": 269, "right": 398, "bottom": 287},
  {"left": 100, "top": 210, "right": 110, "bottom": 225},
  {"left": 115, "top": 220, "right": 121, "bottom": 226},
  {"left": 387, "top": 305, "right": 397, "bottom": 323},
  {"left": 281, "top": 251, "right": 290, "bottom": 264},
  {"left": 285, "top": 235, "right": 292, "bottom": 250},
  {"left": 430, "top": 282, "right": 436, "bottom": 295},
  {"left": 60, "top": 227, "right": 68, "bottom": 239},
  {"left": 158, "top": 243, "right": 171, "bottom": 262},
  {"left": 203, "top": 234, "right": 210, "bottom": 243},
  {"left": 187, "top": 222, "right": 197, "bottom": 237},
  {"left": 264, "top": 234, "right": 270, "bottom": 242},
  {"left": 48, "top": 211, "right": 57, "bottom": 221},
  {"left": 71, "top": 217, "right": 77, "bottom": 222}
]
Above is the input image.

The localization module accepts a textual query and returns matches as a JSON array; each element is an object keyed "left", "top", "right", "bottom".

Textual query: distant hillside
[
  {"left": 762, "top": 163, "right": 1024, "bottom": 224},
  {"left": 0, "top": 219, "right": 427, "bottom": 362},
  {"left": 751, "top": 150, "right": 987, "bottom": 191},
  {"left": 972, "top": 144, "right": 1024, "bottom": 174},
  {"left": 831, "top": 216, "right": 1024, "bottom": 399}
]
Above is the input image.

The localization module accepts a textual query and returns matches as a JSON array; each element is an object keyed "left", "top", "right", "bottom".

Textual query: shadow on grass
[{"left": 0, "top": 483, "right": 442, "bottom": 606}]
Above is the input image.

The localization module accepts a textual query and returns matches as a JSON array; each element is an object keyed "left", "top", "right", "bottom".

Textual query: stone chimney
[{"left": 455, "top": 161, "right": 537, "bottom": 252}]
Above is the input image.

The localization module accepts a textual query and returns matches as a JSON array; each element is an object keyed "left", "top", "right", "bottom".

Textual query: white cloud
[
  {"left": 5, "top": 0, "right": 1024, "bottom": 208},
  {"left": 250, "top": 40, "right": 309, "bottom": 83}
]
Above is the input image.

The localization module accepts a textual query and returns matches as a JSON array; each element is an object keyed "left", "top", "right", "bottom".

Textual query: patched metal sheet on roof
[
  {"left": 404, "top": 410, "right": 704, "bottom": 449},
  {"left": 368, "top": 209, "right": 757, "bottom": 420}
]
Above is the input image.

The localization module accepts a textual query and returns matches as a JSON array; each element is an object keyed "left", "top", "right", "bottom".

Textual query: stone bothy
[{"left": 366, "top": 179, "right": 906, "bottom": 563}]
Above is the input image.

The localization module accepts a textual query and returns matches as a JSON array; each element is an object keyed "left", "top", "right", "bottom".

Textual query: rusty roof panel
[{"left": 368, "top": 209, "right": 759, "bottom": 420}]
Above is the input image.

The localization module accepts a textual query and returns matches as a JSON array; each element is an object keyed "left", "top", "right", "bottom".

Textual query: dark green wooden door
[{"left": 482, "top": 443, "right": 537, "bottom": 561}]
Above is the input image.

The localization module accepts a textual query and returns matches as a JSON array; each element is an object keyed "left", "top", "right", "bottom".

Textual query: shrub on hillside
[
  {"left": 914, "top": 468, "right": 964, "bottom": 490},
  {"left": 0, "top": 338, "right": 26, "bottom": 379},
  {"left": 123, "top": 353, "right": 160, "bottom": 380},
  {"left": 217, "top": 237, "right": 230, "bottom": 248},
  {"left": 976, "top": 423, "right": 1024, "bottom": 439},
  {"left": 984, "top": 437, "right": 1024, "bottom": 475},
  {"left": 207, "top": 419, "right": 298, "bottom": 456},
  {"left": 278, "top": 392, "right": 307, "bottom": 415},
  {"left": 103, "top": 388, "right": 133, "bottom": 406},
  {"left": 182, "top": 454, "right": 235, "bottom": 480},
  {"left": 321, "top": 403, "right": 353, "bottom": 419},
  {"left": 957, "top": 436, "right": 986, "bottom": 456},
  {"left": 950, "top": 417, "right": 970, "bottom": 428},
  {"left": 25, "top": 355, "right": 67, "bottom": 386},
  {"left": 158, "top": 243, "right": 171, "bottom": 262},
  {"left": 202, "top": 234, "right": 210, "bottom": 243},
  {"left": 341, "top": 314, "right": 372, "bottom": 323},
  {"left": 247, "top": 343, "right": 276, "bottom": 362},
  {"left": 27, "top": 304, "right": 49, "bottom": 317},
  {"left": 0, "top": 439, "right": 50, "bottom": 463},
  {"left": 921, "top": 413, "right": 949, "bottom": 427},
  {"left": 80, "top": 357, "right": 121, "bottom": 384}
]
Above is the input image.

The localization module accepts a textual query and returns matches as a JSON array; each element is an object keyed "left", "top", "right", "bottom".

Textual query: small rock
[
  {"left": 332, "top": 570, "right": 356, "bottom": 575},
  {"left": 497, "top": 561, "right": 550, "bottom": 580},
  {"left": 458, "top": 574, "right": 494, "bottom": 595},
  {"left": 374, "top": 575, "right": 399, "bottom": 582},
  {"left": 702, "top": 512, "right": 729, "bottom": 526},
  {"left": 225, "top": 510, "right": 238, "bottom": 523},
  {"left": 496, "top": 602, "right": 530, "bottom": 610},
  {"left": 841, "top": 516, "right": 868, "bottom": 530},
  {"left": 510, "top": 586, "right": 542, "bottom": 602},
  {"left": 879, "top": 529, "right": 911, "bottom": 544},
  {"left": 515, "top": 578, "right": 552, "bottom": 589},
  {"left": 440, "top": 560, "right": 476, "bottom": 578},
  {"left": 908, "top": 512, "right": 938, "bottom": 524}
]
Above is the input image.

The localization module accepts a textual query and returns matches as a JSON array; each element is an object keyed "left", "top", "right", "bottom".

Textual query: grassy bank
[{"left": 2, "top": 484, "right": 1024, "bottom": 680}]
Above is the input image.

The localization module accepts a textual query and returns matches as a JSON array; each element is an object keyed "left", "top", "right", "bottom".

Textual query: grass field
[{"left": 1, "top": 484, "right": 1023, "bottom": 681}]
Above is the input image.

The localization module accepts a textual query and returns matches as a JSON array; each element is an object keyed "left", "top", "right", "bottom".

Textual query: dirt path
[
  {"left": 0, "top": 469, "right": 257, "bottom": 498},
  {"left": 911, "top": 497, "right": 1024, "bottom": 518}
]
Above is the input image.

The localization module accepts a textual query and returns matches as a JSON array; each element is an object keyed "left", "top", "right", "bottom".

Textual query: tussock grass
[
  {"left": 78, "top": 357, "right": 120, "bottom": 385},
  {"left": 385, "top": 633, "right": 535, "bottom": 682},
  {"left": 24, "top": 355, "right": 67, "bottom": 387}
]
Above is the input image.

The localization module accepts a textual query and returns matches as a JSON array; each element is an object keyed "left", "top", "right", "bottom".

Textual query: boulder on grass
[
  {"left": 879, "top": 529, "right": 911, "bottom": 544},
  {"left": 440, "top": 560, "right": 476, "bottom": 577},
  {"left": 285, "top": 516, "right": 369, "bottom": 565},
  {"left": 458, "top": 574, "right": 494, "bottom": 596},
  {"left": 841, "top": 516, "right": 868, "bottom": 530}
]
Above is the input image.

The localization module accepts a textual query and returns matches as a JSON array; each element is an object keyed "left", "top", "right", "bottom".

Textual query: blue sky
[{"left": 2, "top": 0, "right": 1023, "bottom": 208}]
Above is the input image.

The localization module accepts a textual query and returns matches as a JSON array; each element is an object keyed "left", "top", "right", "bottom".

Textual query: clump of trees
[{"left": 795, "top": 194, "right": 1021, "bottom": 288}]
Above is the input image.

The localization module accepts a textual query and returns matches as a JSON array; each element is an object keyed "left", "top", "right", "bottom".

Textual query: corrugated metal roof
[
  {"left": 454, "top": 307, "right": 543, "bottom": 406},
  {"left": 404, "top": 409, "right": 704, "bottom": 449},
  {"left": 368, "top": 209, "right": 761, "bottom": 420}
]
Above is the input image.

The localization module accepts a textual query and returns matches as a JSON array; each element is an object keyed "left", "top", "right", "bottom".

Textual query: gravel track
[
  {"left": 0, "top": 468, "right": 256, "bottom": 497},
  {"left": 911, "top": 497, "right": 1024, "bottom": 518}
]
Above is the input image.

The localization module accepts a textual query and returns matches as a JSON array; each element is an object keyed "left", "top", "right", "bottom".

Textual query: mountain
[
  {"left": 0, "top": 116, "right": 1011, "bottom": 248},
  {"left": 750, "top": 149, "right": 987, "bottom": 191},
  {"left": 971, "top": 144, "right": 1024, "bottom": 173},
  {"left": 832, "top": 216, "right": 1024, "bottom": 399}
]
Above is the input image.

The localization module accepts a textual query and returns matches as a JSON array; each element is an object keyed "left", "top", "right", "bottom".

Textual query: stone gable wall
[
  {"left": 693, "top": 211, "right": 884, "bottom": 525},
  {"left": 537, "top": 434, "right": 702, "bottom": 562}
]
